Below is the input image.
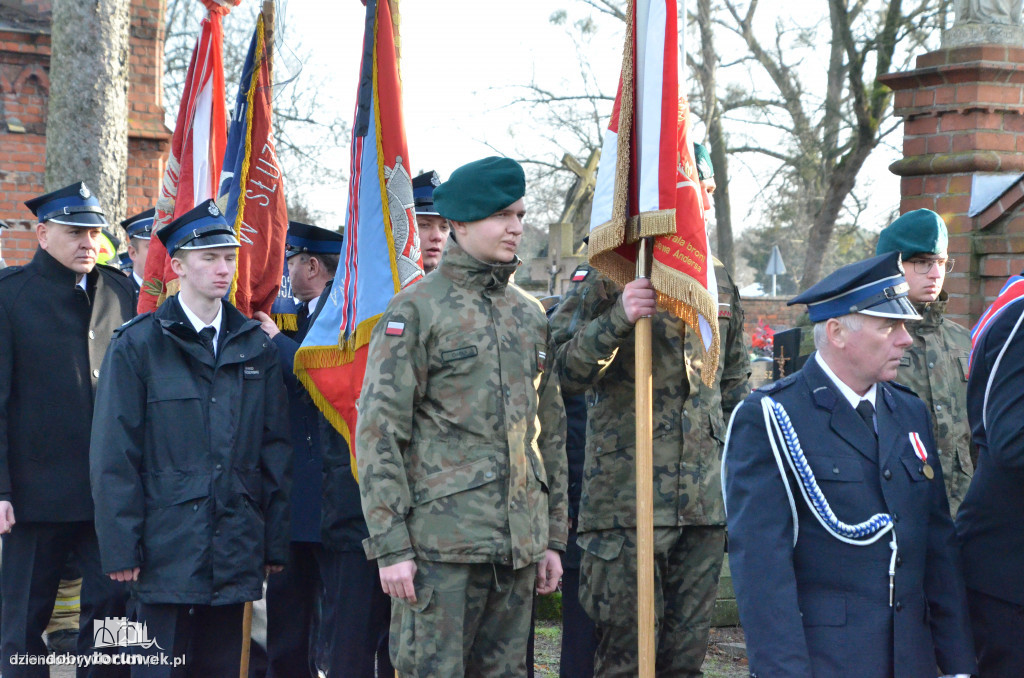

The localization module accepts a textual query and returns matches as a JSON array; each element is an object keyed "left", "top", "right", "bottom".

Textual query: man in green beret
[
  {"left": 356, "top": 156, "right": 569, "bottom": 676},
  {"left": 876, "top": 208, "right": 974, "bottom": 515},
  {"left": 694, "top": 142, "right": 716, "bottom": 200}
]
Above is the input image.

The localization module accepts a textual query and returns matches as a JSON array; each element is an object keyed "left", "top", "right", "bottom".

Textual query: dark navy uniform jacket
[
  {"left": 724, "top": 356, "right": 975, "bottom": 678},
  {"left": 958, "top": 300, "right": 1024, "bottom": 605},
  {"left": 271, "top": 284, "right": 330, "bottom": 543}
]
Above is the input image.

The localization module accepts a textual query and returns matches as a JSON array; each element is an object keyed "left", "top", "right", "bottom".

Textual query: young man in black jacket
[{"left": 90, "top": 199, "right": 291, "bottom": 677}]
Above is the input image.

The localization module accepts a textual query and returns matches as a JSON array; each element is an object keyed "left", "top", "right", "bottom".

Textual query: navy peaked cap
[
  {"left": 285, "top": 221, "right": 343, "bottom": 259},
  {"left": 121, "top": 208, "right": 156, "bottom": 240},
  {"left": 157, "top": 199, "right": 239, "bottom": 257},
  {"left": 412, "top": 171, "right": 442, "bottom": 216},
  {"left": 25, "top": 182, "right": 107, "bottom": 227},
  {"left": 788, "top": 251, "right": 921, "bottom": 322}
]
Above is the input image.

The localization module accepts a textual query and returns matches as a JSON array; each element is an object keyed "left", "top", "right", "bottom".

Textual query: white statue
[{"left": 955, "top": 0, "right": 1024, "bottom": 25}]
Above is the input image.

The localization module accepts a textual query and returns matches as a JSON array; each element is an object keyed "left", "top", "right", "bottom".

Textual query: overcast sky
[{"left": 255, "top": 0, "right": 902, "bottom": 236}]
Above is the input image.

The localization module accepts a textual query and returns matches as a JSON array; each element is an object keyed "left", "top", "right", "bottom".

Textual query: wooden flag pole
[
  {"left": 635, "top": 237, "right": 656, "bottom": 676},
  {"left": 239, "top": 600, "right": 253, "bottom": 678}
]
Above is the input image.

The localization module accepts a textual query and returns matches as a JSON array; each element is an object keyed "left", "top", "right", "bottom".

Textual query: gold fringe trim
[
  {"left": 628, "top": 210, "right": 676, "bottom": 240},
  {"left": 272, "top": 313, "right": 297, "bottom": 332},
  {"left": 292, "top": 313, "right": 384, "bottom": 483},
  {"left": 652, "top": 261, "right": 721, "bottom": 388}
]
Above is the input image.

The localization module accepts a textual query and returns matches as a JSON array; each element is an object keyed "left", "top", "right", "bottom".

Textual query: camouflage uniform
[
  {"left": 549, "top": 261, "right": 750, "bottom": 677},
  {"left": 898, "top": 294, "right": 974, "bottom": 515},
  {"left": 356, "top": 240, "right": 568, "bottom": 676}
]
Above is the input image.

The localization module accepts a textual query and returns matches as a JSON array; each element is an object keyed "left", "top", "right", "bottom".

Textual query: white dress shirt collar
[{"left": 814, "top": 352, "right": 877, "bottom": 410}]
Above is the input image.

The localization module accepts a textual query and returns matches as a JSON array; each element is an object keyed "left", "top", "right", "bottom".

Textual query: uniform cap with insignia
[
  {"left": 875, "top": 208, "right": 948, "bottom": 258},
  {"left": 693, "top": 143, "right": 714, "bottom": 181},
  {"left": 25, "top": 181, "right": 107, "bottom": 227},
  {"left": 157, "top": 199, "right": 240, "bottom": 257},
  {"left": 412, "top": 171, "right": 442, "bottom": 216},
  {"left": 432, "top": 156, "right": 526, "bottom": 222},
  {"left": 285, "top": 221, "right": 343, "bottom": 259},
  {"left": 121, "top": 208, "right": 156, "bottom": 241},
  {"left": 788, "top": 251, "right": 922, "bottom": 322}
]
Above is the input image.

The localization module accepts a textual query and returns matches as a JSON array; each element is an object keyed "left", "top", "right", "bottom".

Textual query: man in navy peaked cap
[
  {"left": 0, "top": 182, "right": 136, "bottom": 676},
  {"left": 90, "top": 199, "right": 291, "bottom": 677},
  {"left": 121, "top": 208, "right": 155, "bottom": 302},
  {"left": 723, "top": 252, "right": 975, "bottom": 678}
]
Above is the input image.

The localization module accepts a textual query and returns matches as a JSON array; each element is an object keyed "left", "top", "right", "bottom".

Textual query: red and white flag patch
[
  {"left": 571, "top": 266, "right": 589, "bottom": 282},
  {"left": 384, "top": 321, "right": 405, "bottom": 336},
  {"left": 909, "top": 432, "right": 928, "bottom": 463}
]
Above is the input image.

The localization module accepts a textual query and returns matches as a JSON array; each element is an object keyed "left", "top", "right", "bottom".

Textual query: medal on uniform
[{"left": 908, "top": 432, "right": 934, "bottom": 479}]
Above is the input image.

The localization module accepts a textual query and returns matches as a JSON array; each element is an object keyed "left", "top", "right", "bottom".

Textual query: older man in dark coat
[
  {"left": 90, "top": 200, "right": 291, "bottom": 677},
  {"left": 724, "top": 252, "right": 975, "bottom": 678},
  {"left": 0, "top": 182, "right": 136, "bottom": 677}
]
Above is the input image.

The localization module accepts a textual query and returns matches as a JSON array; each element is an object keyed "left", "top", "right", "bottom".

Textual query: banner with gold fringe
[
  {"left": 588, "top": 0, "right": 720, "bottom": 386},
  {"left": 217, "top": 12, "right": 288, "bottom": 317},
  {"left": 294, "top": 0, "right": 422, "bottom": 476},
  {"left": 138, "top": 2, "right": 237, "bottom": 313}
]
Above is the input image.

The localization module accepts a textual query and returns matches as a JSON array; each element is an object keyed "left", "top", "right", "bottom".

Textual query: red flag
[
  {"left": 139, "top": 7, "right": 233, "bottom": 313},
  {"left": 294, "top": 0, "right": 421, "bottom": 477},
  {"left": 588, "top": 0, "right": 720, "bottom": 385},
  {"left": 218, "top": 13, "right": 288, "bottom": 316}
]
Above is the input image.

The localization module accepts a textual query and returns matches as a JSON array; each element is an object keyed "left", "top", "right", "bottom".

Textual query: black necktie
[
  {"left": 297, "top": 303, "right": 310, "bottom": 336},
  {"left": 856, "top": 400, "right": 876, "bottom": 439},
  {"left": 199, "top": 326, "right": 216, "bottom": 357}
]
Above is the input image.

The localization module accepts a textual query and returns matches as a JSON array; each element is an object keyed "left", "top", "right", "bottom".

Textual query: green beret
[
  {"left": 875, "top": 209, "right": 948, "bottom": 258},
  {"left": 694, "top": 143, "right": 714, "bottom": 180},
  {"left": 433, "top": 156, "right": 526, "bottom": 222}
]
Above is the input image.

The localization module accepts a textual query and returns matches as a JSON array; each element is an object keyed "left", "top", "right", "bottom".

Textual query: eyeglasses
[{"left": 906, "top": 257, "right": 954, "bottom": 274}]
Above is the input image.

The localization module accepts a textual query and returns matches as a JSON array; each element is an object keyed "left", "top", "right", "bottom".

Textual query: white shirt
[
  {"left": 178, "top": 295, "right": 223, "bottom": 356},
  {"left": 814, "top": 352, "right": 876, "bottom": 415},
  {"left": 133, "top": 271, "right": 144, "bottom": 288},
  {"left": 76, "top": 275, "right": 87, "bottom": 291}
]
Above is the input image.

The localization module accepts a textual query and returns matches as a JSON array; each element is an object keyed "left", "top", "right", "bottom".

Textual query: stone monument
[{"left": 944, "top": 0, "right": 1024, "bottom": 47}]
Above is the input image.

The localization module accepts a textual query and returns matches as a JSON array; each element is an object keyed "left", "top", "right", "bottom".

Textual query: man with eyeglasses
[{"left": 875, "top": 208, "right": 974, "bottom": 515}]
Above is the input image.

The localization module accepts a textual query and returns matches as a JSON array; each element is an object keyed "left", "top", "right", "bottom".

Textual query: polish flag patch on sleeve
[
  {"left": 571, "top": 266, "right": 589, "bottom": 282},
  {"left": 385, "top": 321, "right": 405, "bottom": 336}
]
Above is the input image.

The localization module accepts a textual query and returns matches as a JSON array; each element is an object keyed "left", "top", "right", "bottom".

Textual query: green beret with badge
[
  {"left": 876, "top": 209, "right": 948, "bottom": 258},
  {"left": 432, "top": 156, "right": 526, "bottom": 223}
]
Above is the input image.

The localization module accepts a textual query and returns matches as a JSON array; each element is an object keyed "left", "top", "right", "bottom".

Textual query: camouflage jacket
[
  {"left": 356, "top": 241, "right": 569, "bottom": 569},
  {"left": 899, "top": 294, "right": 974, "bottom": 515},
  {"left": 549, "top": 262, "right": 750, "bottom": 532}
]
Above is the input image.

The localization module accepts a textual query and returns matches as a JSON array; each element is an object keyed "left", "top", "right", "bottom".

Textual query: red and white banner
[
  {"left": 139, "top": 4, "right": 236, "bottom": 312},
  {"left": 588, "top": 0, "right": 720, "bottom": 385}
]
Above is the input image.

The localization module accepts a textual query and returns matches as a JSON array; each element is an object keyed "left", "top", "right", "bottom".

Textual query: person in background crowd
[
  {"left": 411, "top": 170, "right": 450, "bottom": 274},
  {"left": 121, "top": 208, "right": 155, "bottom": 307}
]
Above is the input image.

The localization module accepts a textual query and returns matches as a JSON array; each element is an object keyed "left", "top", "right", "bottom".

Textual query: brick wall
[
  {"left": 881, "top": 45, "right": 1024, "bottom": 327},
  {"left": 741, "top": 297, "right": 805, "bottom": 340},
  {"left": 0, "top": 0, "right": 169, "bottom": 266}
]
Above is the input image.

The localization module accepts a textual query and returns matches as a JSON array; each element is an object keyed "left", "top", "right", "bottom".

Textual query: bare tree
[
  {"left": 720, "top": 0, "right": 954, "bottom": 288},
  {"left": 45, "top": 0, "right": 132, "bottom": 224},
  {"left": 162, "top": 0, "right": 348, "bottom": 196}
]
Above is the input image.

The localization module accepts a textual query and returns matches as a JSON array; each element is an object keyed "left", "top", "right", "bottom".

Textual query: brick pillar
[{"left": 879, "top": 45, "right": 1024, "bottom": 327}]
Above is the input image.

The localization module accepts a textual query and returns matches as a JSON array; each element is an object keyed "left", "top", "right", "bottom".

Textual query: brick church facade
[{"left": 0, "top": 0, "right": 169, "bottom": 267}]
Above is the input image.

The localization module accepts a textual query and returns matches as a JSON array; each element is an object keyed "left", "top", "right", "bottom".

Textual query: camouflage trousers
[
  {"left": 578, "top": 525, "right": 726, "bottom": 677},
  {"left": 389, "top": 560, "right": 535, "bottom": 677}
]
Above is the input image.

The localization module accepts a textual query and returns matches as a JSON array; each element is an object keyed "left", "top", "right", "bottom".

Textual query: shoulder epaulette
[
  {"left": 96, "top": 263, "right": 129, "bottom": 277},
  {"left": 758, "top": 372, "right": 798, "bottom": 394},
  {"left": 113, "top": 312, "right": 152, "bottom": 337},
  {"left": 570, "top": 264, "right": 591, "bottom": 283},
  {"left": 888, "top": 380, "right": 919, "bottom": 397},
  {"left": 0, "top": 266, "right": 23, "bottom": 283}
]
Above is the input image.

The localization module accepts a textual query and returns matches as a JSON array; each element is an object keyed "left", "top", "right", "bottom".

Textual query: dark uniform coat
[
  {"left": 271, "top": 287, "right": 328, "bottom": 544},
  {"left": 724, "top": 357, "right": 975, "bottom": 678},
  {"left": 0, "top": 248, "right": 135, "bottom": 521},
  {"left": 90, "top": 295, "right": 291, "bottom": 605},
  {"left": 958, "top": 297, "right": 1024, "bottom": 606}
]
